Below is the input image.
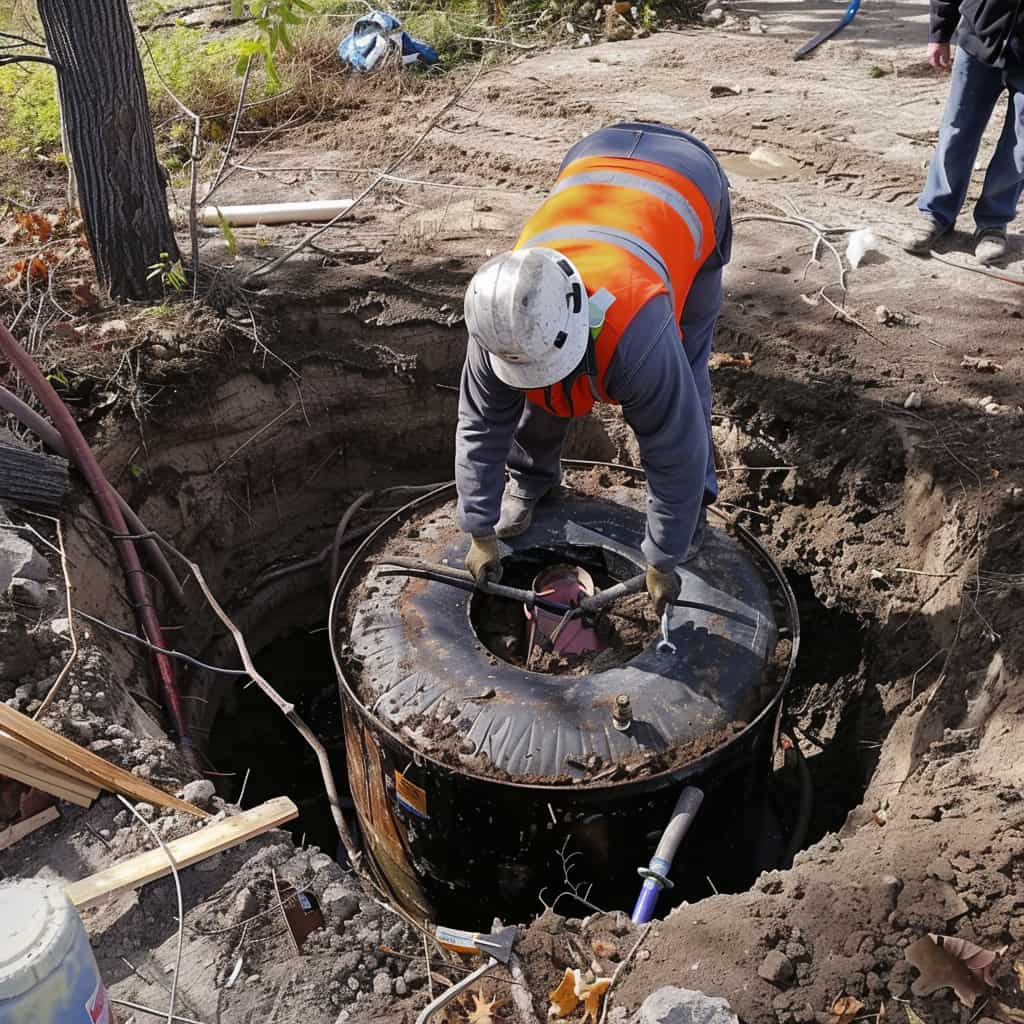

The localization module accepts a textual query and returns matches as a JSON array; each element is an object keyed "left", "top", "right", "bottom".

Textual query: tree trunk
[{"left": 36, "top": 0, "right": 180, "bottom": 301}]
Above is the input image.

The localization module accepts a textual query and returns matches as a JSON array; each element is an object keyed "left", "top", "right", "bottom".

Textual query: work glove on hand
[
  {"left": 466, "top": 534, "right": 502, "bottom": 585},
  {"left": 646, "top": 564, "right": 681, "bottom": 617}
]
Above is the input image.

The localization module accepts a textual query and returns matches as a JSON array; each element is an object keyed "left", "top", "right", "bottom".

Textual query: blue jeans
[{"left": 918, "top": 48, "right": 1024, "bottom": 231}]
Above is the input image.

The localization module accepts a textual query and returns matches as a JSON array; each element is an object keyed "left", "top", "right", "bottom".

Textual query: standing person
[
  {"left": 454, "top": 122, "right": 731, "bottom": 616},
  {"left": 902, "top": 0, "right": 1023, "bottom": 264}
]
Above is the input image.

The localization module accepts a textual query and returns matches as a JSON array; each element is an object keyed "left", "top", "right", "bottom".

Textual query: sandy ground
[{"left": 2, "top": 5, "right": 1024, "bottom": 1024}]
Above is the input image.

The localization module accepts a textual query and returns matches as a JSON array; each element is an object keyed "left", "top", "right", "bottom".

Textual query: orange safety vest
[{"left": 514, "top": 154, "right": 716, "bottom": 419}]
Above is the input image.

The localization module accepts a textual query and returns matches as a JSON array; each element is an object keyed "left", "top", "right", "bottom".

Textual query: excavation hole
[
  {"left": 469, "top": 548, "right": 658, "bottom": 675},
  {"left": 207, "top": 622, "right": 354, "bottom": 859}
]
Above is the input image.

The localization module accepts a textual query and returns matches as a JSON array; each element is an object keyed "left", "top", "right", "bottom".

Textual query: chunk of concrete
[
  {"left": 637, "top": 987, "right": 740, "bottom": 1024},
  {"left": 0, "top": 532, "right": 48, "bottom": 591}
]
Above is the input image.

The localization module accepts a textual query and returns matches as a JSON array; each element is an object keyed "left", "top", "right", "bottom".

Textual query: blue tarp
[{"left": 338, "top": 11, "right": 438, "bottom": 71}]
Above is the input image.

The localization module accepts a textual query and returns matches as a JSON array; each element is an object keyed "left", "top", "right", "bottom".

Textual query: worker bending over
[{"left": 455, "top": 122, "right": 732, "bottom": 615}]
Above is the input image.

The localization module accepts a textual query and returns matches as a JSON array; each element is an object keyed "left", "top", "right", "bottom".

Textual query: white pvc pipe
[{"left": 199, "top": 199, "right": 354, "bottom": 227}]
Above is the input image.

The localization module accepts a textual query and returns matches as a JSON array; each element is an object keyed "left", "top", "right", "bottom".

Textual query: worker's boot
[
  {"left": 900, "top": 215, "right": 950, "bottom": 254},
  {"left": 495, "top": 490, "right": 544, "bottom": 538},
  {"left": 974, "top": 228, "right": 1008, "bottom": 265}
]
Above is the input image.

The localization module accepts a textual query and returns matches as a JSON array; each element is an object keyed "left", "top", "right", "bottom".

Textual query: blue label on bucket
[{"left": 394, "top": 772, "right": 429, "bottom": 819}]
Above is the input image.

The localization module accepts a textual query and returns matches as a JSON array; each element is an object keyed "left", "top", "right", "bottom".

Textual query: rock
[
  {"left": 97, "top": 319, "right": 129, "bottom": 337},
  {"left": 0, "top": 533, "right": 48, "bottom": 592},
  {"left": 309, "top": 851, "right": 335, "bottom": 873},
  {"left": 234, "top": 886, "right": 259, "bottom": 920},
  {"left": 323, "top": 885, "right": 361, "bottom": 923},
  {"left": 394, "top": 977, "right": 408, "bottom": 997},
  {"left": 701, "top": 6, "right": 724, "bottom": 23},
  {"left": 149, "top": 343, "right": 171, "bottom": 359},
  {"left": 757, "top": 950, "right": 795, "bottom": 987},
  {"left": 372, "top": 973, "right": 392, "bottom": 996},
  {"left": 50, "top": 617, "right": 70, "bottom": 636},
  {"left": 346, "top": 977, "right": 360, "bottom": 993},
  {"left": 10, "top": 577, "right": 46, "bottom": 607},
  {"left": 637, "top": 986, "right": 740, "bottom": 1024},
  {"left": 180, "top": 779, "right": 217, "bottom": 809},
  {"left": 903, "top": 391, "right": 922, "bottom": 410},
  {"left": 66, "top": 719, "right": 96, "bottom": 744},
  {"left": 748, "top": 14, "right": 765, "bottom": 32},
  {"left": 134, "top": 802, "right": 156, "bottom": 822}
]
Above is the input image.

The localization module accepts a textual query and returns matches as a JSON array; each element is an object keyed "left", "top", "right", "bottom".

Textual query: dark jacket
[{"left": 930, "top": 0, "right": 1024, "bottom": 68}]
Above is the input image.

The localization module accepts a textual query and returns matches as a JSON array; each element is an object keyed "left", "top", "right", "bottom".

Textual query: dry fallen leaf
[
  {"left": 1015, "top": 961, "right": 1024, "bottom": 989},
  {"left": 708, "top": 351, "right": 753, "bottom": 370},
  {"left": 548, "top": 968, "right": 580, "bottom": 1018},
  {"left": 906, "top": 933, "right": 999, "bottom": 1007},
  {"left": 829, "top": 995, "right": 864, "bottom": 1023},
  {"left": 466, "top": 989, "right": 501, "bottom": 1024},
  {"left": 904, "top": 1008, "right": 926, "bottom": 1024},
  {"left": 993, "top": 1002, "right": 1024, "bottom": 1024},
  {"left": 578, "top": 977, "right": 611, "bottom": 1024}
]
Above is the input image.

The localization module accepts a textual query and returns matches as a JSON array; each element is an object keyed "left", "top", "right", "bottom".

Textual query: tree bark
[
  {"left": 36, "top": 0, "right": 180, "bottom": 301},
  {"left": 0, "top": 443, "right": 68, "bottom": 511}
]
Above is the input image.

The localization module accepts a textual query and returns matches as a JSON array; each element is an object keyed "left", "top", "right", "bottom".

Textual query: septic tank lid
[{"left": 0, "top": 878, "right": 78, "bottom": 999}]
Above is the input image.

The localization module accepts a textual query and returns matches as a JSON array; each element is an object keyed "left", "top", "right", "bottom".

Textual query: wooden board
[
  {"left": 0, "top": 753, "right": 97, "bottom": 807},
  {"left": 66, "top": 796, "right": 299, "bottom": 910},
  {"left": 0, "top": 805, "right": 60, "bottom": 851},
  {"left": 0, "top": 704, "right": 207, "bottom": 818},
  {"left": 0, "top": 731, "right": 102, "bottom": 805}
]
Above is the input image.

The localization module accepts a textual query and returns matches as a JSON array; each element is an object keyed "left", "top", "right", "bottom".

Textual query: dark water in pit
[{"left": 208, "top": 625, "right": 350, "bottom": 858}]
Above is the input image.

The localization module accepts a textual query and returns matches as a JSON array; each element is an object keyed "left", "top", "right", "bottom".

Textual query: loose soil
[{"left": 2, "top": 1, "right": 1023, "bottom": 1022}]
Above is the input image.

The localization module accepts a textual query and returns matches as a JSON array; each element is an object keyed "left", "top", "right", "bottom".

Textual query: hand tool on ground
[
  {"left": 416, "top": 925, "right": 517, "bottom": 1024},
  {"left": 657, "top": 608, "right": 677, "bottom": 655},
  {"left": 631, "top": 785, "right": 704, "bottom": 924}
]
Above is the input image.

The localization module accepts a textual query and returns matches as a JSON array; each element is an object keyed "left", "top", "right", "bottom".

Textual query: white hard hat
[{"left": 464, "top": 247, "right": 589, "bottom": 390}]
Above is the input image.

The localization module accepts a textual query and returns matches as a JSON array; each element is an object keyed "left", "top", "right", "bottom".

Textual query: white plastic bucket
[{"left": 0, "top": 878, "right": 114, "bottom": 1024}]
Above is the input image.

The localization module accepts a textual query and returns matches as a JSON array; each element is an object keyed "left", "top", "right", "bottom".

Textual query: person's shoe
[
  {"left": 974, "top": 228, "right": 1008, "bottom": 265},
  {"left": 495, "top": 491, "right": 543, "bottom": 538},
  {"left": 901, "top": 216, "right": 951, "bottom": 254}
]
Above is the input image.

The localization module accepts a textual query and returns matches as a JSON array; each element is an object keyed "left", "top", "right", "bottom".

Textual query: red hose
[{"left": 0, "top": 320, "right": 190, "bottom": 750}]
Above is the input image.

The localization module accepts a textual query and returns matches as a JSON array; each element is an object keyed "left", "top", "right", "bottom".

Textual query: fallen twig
[
  {"left": 598, "top": 922, "right": 653, "bottom": 1024},
  {"left": 926, "top": 249, "right": 1024, "bottom": 286},
  {"left": 109, "top": 999, "right": 205, "bottom": 1024},
  {"left": 32, "top": 517, "right": 78, "bottom": 718},
  {"left": 214, "top": 401, "right": 299, "bottom": 474},
  {"left": 245, "top": 65, "right": 488, "bottom": 282}
]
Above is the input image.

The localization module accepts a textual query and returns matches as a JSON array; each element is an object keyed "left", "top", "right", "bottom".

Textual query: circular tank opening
[{"left": 468, "top": 548, "right": 658, "bottom": 675}]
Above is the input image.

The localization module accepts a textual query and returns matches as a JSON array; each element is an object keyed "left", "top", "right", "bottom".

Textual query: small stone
[
  {"left": 702, "top": 6, "right": 724, "bottom": 22},
  {"left": 346, "top": 977, "right": 360, "bottom": 993},
  {"left": 748, "top": 15, "right": 765, "bottom": 32},
  {"left": 99, "top": 828, "right": 111, "bottom": 839},
  {"left": 323, "top": 885, "right": 361, "bottom": 923},
  {"left": 50, "top": 617, "right": 70, "bottom": 636},
  {"left": 234, "top": 886, "right": 258, "bottom": 919},
  {"left": 758, "top": 950, "right": 795, "bottom": 987},
  {"left": 134, "top": 802, "right": 156, "bottom": 821},
  {"left": 0, "top": 533, "right": 48, "bottom": 592},
  {"left": 638, "top": 986, "right": 739, "bottom": 1024},
  {"left": 67, "top": 719, "right": 95, "bottom": 744},
  {"left": 395, "top": 977, "right": 408, "bottom": 997},
  {"left": 335, "top": 1012, "right": 350, "bottom": 1023},
  {"left": 903, "top": 391, "right": 922, "bottom": 410},
  {"left": 372, "top": 973, "right": 392, "bottom": 996},
  {"left": 10, "top": 577, "right": 46, "bottom": 607},
  {"left": 310, "top": 851, "right": 335, "bottom": 873},
  {"left": 180, "top": 779, "right": 217, "bottom": 809},
  {"left": 149, "top": 343, "right": 171, "bottom": 359}
]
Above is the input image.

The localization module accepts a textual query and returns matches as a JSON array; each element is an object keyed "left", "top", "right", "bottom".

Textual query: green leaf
[
  {"left": 278, "top": 21, "right": 292, "bottom": 51},
  {"left": 264, "top": 46, "right": 279, "bottom": 87},
  {"left": 217, "top": 210, "right": 237, "bottom": 257},
  {"left": 130, "top": 463, "right": 144, "bottom": 480}
]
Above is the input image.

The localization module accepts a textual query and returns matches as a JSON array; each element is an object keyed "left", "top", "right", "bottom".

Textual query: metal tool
[
  {"left": 377, "top": 556, "right": 647, "bottom": 621},
  {"left": 657, "top": 608, "right": 676, "bottom": 655},
  {"left": 416, "top": 925, "right": 517, "bottom": 1024}
]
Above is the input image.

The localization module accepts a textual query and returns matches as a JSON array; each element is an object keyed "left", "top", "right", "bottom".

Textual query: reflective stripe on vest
[
  {"left": 549, "top": 169, "right": 705, "bottom": 259},
  {"left": 514, "top": 154, "right": 716, "bottom": 419}
]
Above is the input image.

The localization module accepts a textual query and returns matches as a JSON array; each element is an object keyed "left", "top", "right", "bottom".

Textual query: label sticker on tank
[
  {"left": 394, "top": 771, "right": 428, "bottom": 819},
  {"left": 87, "top": 978, "right": 112, "bottom": 1024}
]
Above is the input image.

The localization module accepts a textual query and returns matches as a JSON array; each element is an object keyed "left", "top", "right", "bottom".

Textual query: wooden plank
[
  {"left": 0, "top": 704, "right": 207, "bottom": 818},
  {"left": 66, "top": 797, "right": 299, "bottom": 910},
  {"left": 0, "top": 733, "right": 102, "bottom": 802},
  {"left": 0, "top": 755, "right": 97, "bottom": 807},
  {"left": 0, "top": 805, "right": 60, "bottom": 851},
  {"left": 0, "top": 729, "right": 101, "bottom": 786}
]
